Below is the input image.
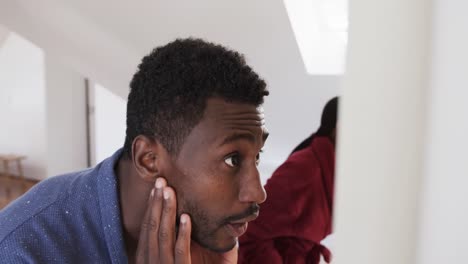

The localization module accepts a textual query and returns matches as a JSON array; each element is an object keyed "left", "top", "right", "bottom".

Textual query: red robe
[{"left": 239, "top": 136, "right": 335, "bottom": 263}]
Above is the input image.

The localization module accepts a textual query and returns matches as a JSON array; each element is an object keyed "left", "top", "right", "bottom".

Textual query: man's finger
[
  {"left": 147, "top": 178, "right": 166, "bottom": 262},
  {"left": 175, "top": 214, "right": 192, "bottom": 264},
  {"left": 158, "top": 186, "right": 177, "bottom": 264},
  {"left": 136, "top": 178, "right": 167, "bottom": 263},
  {"left": 135, "top": 188, "right": 154, "bottom": 263}
]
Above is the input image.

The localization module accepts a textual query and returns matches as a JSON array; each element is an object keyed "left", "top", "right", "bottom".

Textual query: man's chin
[{"left": 192, "top": 236, "right": 237, "bottom": 253}]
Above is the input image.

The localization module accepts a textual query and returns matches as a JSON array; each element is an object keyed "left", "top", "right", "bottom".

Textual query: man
[
  {"left": 238, "top": 97, "right": 339, "bottom": 264},
  {"left": 0, "top": 38, "right": 269, "bottom": 263}
]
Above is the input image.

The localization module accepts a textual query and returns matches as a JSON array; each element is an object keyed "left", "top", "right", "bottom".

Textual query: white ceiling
[{"left": 0, "top": 0, "right": 302, "bottom": 99}]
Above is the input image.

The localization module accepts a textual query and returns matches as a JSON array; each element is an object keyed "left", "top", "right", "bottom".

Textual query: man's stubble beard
[{"left": 180, "top": 198, "right": 236, "bottom": 253}]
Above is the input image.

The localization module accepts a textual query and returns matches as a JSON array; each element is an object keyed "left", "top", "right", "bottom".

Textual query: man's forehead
[{"left": 198, "top": 98, "right": 268, "bottom": 141}]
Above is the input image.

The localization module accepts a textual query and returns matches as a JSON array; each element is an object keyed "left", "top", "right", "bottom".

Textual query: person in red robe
[{"left": 239, "top": 97, "right": 339, "bottom": 264}]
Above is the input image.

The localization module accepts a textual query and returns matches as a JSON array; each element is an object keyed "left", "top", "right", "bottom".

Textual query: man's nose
[{"left": 238, "top": 165, "right": 267, "bottom": 204}]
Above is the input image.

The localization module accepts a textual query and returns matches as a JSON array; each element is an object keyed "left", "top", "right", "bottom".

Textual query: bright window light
[{"left": 284, "top": 0, "right": 348, "bottom": 75}]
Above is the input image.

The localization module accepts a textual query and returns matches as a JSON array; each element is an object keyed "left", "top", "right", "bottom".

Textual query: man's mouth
[{"left": 224, "top": 212, "right": 259, "bottom": 237}]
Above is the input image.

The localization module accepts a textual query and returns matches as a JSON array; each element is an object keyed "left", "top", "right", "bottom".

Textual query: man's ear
[{"left": 131, "top": 135, "right": 169, "bottom": 182}]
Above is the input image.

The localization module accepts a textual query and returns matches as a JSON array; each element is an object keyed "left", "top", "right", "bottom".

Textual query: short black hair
[
  {"left": 123, "top": 38, "right": 269, "bottom": 157},
  {"left": 316, "top": 96, "right": 339, "bottom": 137}
]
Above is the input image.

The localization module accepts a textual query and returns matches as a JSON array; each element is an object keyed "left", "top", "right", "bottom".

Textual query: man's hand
[{"left": 136, "top": 177, "right": 192, "bottom": 264}]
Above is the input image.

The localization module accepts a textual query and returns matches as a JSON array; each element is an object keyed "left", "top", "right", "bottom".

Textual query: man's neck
[{"left": 116, "top": 157, "right": 153, "bottom": 260}]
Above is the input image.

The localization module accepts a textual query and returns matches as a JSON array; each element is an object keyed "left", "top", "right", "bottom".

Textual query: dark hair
[
  {"left": 123, "top": 38, "right": 269, "bottom": 157},
  {"left": 291, "top": 96, "right": 339, "bottom": 154}
]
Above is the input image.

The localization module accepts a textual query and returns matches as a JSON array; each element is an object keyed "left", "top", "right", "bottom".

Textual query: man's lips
[
  {"left": 224, "top": 212, "right": 259, "bottom": 237},
  {"left": 228, "top": 211, "right": 259, "bottom": 225}
]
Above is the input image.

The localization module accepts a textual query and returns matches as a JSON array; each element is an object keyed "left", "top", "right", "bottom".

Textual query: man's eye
[{"left": 224, "top": 155, "right": 240, "bottom": 167}]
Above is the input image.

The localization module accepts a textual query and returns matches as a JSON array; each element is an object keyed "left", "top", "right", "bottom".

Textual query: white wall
[
  {"left": 0, "top": 32, "right": 47, "bottom": 180},
  {"left": 0, "top": 24, "right": 9, "bottom": 47},
  {"left": 0, "top": 29, "right": 90, "bottom": 180},
  {"left": 416, "top": 0, "right": 468, "bottom": 262},
  {"left": 45, "top": 56, "right": 88, "bottom": 176},
  {"left": 334, "top": 0, "right": 430, "bottom": 263},
  {"left": 334, "top": 0, "right": 468, "bottom": 262},
  {"left": 92, "top": 83, "right": 126, "bottom": 165}
]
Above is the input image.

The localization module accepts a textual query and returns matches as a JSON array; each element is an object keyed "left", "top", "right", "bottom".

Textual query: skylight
[{"left": 284, "top": 0, "right": 348, "bottom": 75}]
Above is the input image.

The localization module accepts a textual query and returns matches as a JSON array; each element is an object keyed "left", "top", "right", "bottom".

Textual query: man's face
[{"left": 166, "top": 98, "right": 268, "bottom": 253}]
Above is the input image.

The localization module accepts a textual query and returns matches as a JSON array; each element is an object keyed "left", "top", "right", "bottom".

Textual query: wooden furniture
[
  {"left": 0, "top": 176, "right": 38, "bottom": 210},
  {"left": 0, "top": 154, "right": 27, "bottom": 200}
]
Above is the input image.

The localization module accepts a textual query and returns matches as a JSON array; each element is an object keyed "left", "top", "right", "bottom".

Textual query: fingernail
[
  {"left": 150, "top": 189, "right": 155, "bottom": 197},
  {"left": 155, "top": 178, "right": 163, "bottom": 189},
  {"left": 163, "top": 189, "right": 170, "bottom": 200},
  {"left": 180, "top": 214, "right": 187, "bottom": 224}
]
